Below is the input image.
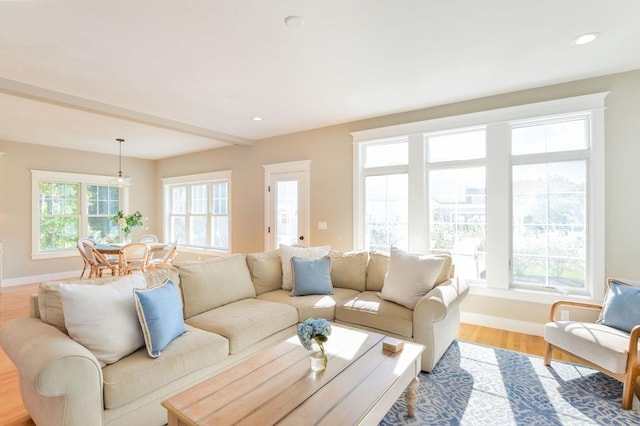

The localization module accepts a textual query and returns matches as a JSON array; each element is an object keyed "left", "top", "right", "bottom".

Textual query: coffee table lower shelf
[{"left": 162, "top": 325, "right": 425, "bottom": 426}]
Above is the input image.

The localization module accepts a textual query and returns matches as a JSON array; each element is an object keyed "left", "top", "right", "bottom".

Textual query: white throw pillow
[
  {"left": 279, "top": 245, "right": 330, "bottom": 290},
  {"left": 380, "top": 247, "right": 445, "bottom": 310},
  {"left": 59, "top": 273, "right": 147, "bottom": 366}
]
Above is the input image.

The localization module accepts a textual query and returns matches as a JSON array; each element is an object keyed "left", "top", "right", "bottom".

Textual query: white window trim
[
  {"left": 31, "top": 170, "right": 128, "bottom": 260},
  {"left": 162, "top": 170, "right": 232, "bottom": 254},
  {"left": 352, "top": 92, "right": 607, "bottom": 304}
]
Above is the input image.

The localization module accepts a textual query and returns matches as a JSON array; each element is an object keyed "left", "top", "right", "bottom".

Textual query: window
[
  {"left": 353, "top": 93, "right": 606, "bottom": 302},
  {"left": 511, "top": 115, "right": 589, "bottom": 292},
  {"left": 163, "top": 171, "right": 231, "bottom": 252},
  {"left": 32, "top": 171, "right": 123, "bottom": 259},
  {"left": 359, "top": 139, "right": 409, "bottom": 251}
]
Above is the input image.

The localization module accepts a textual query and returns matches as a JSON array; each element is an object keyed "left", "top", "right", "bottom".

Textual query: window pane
[
  {"left": 213, "top": 182, "right": 228, "bottom": 215},
  {"left": 40, "top": 217, "right": 78, "bottom": 251},
  {"left": 364, "top": 174, "right": 408, "bottom": 251},
  {"left": 189, "top": 216, "right": 207, "bottom": 246},
  {"left": 191, "top": 184, "right": 208, "bottom": 214},
  {"left": 512, "top": 160, "right": 586, "bottom": 289},
  {"left": 512, "top": 118, "right": 587, "bottom": 155},
  {"left": 172, "top": 186, "right": 187, "bottom": 214},
  {"left": 212, "top": 216, "right": 229, "bottom": 249},
  {"left": 428, "top": 130, "right": 486, "bottom": 162},
  {"left": 429, "top": 167, "right": 486, "bottom": 280},
  {"left": 364, "top": 140, "right": 408, "bottom": 167},
  {"left": 88, "top": 217, "right": 120, "bottom": 243},
  {"left": 276, "top": 180, "right": 299, "bottom": 247},
  {"left": 171, "top": 216, "right": 186, "bottom": 243}
]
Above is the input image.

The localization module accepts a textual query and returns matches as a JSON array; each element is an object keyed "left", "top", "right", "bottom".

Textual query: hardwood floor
[{"left": 0, "top": 283, "right": 577, "bottom": 426}]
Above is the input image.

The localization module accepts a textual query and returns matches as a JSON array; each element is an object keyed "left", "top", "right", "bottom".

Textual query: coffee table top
[{"left": 162, "top": 325, "right": 424, "bottom": 426}]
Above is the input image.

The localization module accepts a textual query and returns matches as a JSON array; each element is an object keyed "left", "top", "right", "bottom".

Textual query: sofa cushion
[
  {"left": 365, "top": 251, "right": 389, "bottom": 292},
  {"left": 246, "top": 249, "right": 282, "bottom": 295},
  {"left": 179, "top": 254, "right": 256, "bottom": 319},
  {"left": 257, "top": 288, "right": 360, "bottom": 322},
  {"left": 380, "top": 247, "right": 445, "bottom": 310},
  {"left": 134, "top": 279, "right": 187, "bottom": 358},
  {"left": 291, "top": 256, "right": 333, "bottom": 296},
  {"left": 336, "top": 291, "right": 413, "bottom": 338},
  {"left": 329, "top": 250, "right": 368, "bottom": 292},
  {"left": 280, "top": 245, "right": 330, "bottom": 291},
  {"left": 59, "top": 273, "right": 147, "bottom": 366},
  {"left": 102, "top": 325, "right": 229, "bottom": 409},
  {"left": 185, "top": 298, "right": 298, "bottom": 354}
]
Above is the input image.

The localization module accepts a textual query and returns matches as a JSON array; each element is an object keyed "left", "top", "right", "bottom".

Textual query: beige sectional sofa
[{"left": 0, "top": 249, "right": 468, "bottom": 426}]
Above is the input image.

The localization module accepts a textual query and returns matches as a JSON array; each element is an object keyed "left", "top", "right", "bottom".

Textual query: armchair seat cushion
[
  {"left": 544, "top": 321, "right": 636, "bottom": 374},
  {"left": 336, "top": 291, "right": 413, "bottom": 338}
]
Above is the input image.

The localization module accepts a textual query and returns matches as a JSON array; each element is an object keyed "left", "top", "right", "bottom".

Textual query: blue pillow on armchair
[
  {"left": 290, "top": 256, "right": 333, "bottom": 296},
  {"left": 600, "top": 280, "right": 640, "bottom": 333}
]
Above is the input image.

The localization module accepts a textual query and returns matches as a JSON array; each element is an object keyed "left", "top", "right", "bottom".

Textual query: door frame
[{"left": 263, "top": 160, "right": 311, "bottom": 251}]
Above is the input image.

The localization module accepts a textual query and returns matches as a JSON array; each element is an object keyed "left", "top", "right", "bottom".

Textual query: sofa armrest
[
  {"left": 0, "top": 317, "right": 104, "bottom": 426},
  {"left": 414, "top": 277, "right": 470, "bottom": 322}
]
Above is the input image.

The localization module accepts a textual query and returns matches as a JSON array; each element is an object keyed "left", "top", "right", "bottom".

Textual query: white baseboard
[
  {"left": 461, "top": 311, "right": 544, "bottom": 337},
  {"left": 1, "top": 270, "right": 80, "bottom": 288}
]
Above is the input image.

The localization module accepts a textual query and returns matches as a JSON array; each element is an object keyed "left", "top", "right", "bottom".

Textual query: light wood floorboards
[{"left": 0, "top": 283, "right": 579, "bottom": 426}]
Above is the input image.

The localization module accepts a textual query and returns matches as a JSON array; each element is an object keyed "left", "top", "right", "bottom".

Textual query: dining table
[{"left": 94, "top": 242, "right": 168, "bottom": 274}]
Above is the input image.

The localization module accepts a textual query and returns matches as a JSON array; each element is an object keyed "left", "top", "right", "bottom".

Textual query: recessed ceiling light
[
  {"left": 284, "top": 15, "right": 304, "bottom": 28},
  {"left": 571, "top": 32, "right": 600, "bottom": 45},
  {"left": 252, "top": 116, "right": 263, "bottom": 121}
]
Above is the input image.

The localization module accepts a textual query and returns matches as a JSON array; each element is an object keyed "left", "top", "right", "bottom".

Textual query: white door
[{"left": 264, "top": 161, "right": 310, "bottom": 250}]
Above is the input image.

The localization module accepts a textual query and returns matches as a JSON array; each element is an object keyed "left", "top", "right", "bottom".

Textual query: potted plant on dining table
[{"left": 111, "top": 210, "right": 145, "bottom": 243}]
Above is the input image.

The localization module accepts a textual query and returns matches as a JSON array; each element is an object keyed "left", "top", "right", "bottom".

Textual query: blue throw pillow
[
  {"left": 134, "top": 279, "right": 187, "bottom": 357},
  {"left": 290, "top": 256, "right": 333, "bottom": 296},
  {"left": 600, "top": 281, "right": 640, "bottom": 333}
]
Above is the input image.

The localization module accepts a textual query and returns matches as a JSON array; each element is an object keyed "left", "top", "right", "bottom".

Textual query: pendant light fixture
[{"left": 114, "top": 138, "right": 131, "bottom": 188}]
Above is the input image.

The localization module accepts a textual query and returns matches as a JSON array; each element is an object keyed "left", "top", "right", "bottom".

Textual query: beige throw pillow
[{"left": 379, "top": 247, "right": 445, "bottom": 310}]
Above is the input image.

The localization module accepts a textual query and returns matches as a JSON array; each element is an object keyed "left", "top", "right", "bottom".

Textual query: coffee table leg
[{"left": 406, "top": 376, "right": 419, "bottom": 417}]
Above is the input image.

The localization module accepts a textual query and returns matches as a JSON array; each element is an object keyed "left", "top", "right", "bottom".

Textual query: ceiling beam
[{"left": 0, "top": 77, "right": 253, "bottom": 147}]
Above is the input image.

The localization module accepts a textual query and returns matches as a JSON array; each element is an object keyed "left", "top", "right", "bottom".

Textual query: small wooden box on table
[{"left": 162, "top": 325, "right": 424, "bottom": 426}]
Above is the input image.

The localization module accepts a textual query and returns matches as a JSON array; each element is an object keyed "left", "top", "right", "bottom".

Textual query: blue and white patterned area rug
[{"left": 381, "top": 340, "right": 640, "bottom": 425}]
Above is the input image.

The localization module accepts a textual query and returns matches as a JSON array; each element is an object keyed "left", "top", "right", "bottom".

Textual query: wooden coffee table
[{"left": 162, "top": 325, "right": 425, "bottom": 425}]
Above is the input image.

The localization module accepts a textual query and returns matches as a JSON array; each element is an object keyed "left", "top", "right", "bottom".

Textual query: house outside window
[
  {"left": 31, "top": 170, "right": 122, "bottom": 259},
  {"left": 163, "top": 171, "right": 231, "bottom": 252},
  {"left": 352, "top": 93, "right": 606, "bottom": 303}
]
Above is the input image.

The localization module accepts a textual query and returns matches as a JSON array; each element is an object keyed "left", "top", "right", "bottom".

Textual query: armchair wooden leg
[
  {"left": 543, "top": 342, "right": 553, "bottom": 366},
  {"left": 622, "top": 372, "right": 635, "bottom": 410}
]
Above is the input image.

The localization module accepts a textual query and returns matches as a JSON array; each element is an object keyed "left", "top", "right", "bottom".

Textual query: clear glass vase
[{"left": 310, "top": 343, "right": 327, "bottom": 372}]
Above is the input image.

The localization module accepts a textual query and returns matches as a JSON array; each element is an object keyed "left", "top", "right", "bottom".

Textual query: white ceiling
[{"left": 1, "top": 1, "right": 639, "bottom": 160}]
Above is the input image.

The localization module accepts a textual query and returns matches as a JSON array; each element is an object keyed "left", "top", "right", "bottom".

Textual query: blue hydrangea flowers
[{"left": 297, "top": 318, "right": 332, "bottom": 369}]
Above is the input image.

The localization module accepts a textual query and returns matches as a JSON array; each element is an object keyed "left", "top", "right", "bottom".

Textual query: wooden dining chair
[
  {"left": 137, "top": 234, "right": 159, "bottom": 243},
  {"left": 77, "top": 238, "right": 96, "bottom": 278},
  {"left": 147, "top": 240, "right": 180, "bottom": 270},
  {"left": 83, "top": 242, "right": 120, "bottom": 277},
  {"left": 120, "top": 242, "right": 151, "bottom": 274}
]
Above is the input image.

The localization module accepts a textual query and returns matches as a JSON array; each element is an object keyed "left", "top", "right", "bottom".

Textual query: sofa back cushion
[
  {"left": 246, "top": 249, "right": 282, "bottom": 295},
  {"left": 329, "top": 250, "right": 368, "bottom": 292},
  {"left": 179, "top": 254, "right": 256, "bottom": 319},
  {"left": 365, "top": 251, "right": 390, "bottom": 292}
]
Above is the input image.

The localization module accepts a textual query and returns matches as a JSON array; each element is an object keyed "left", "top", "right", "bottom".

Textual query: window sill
[
  {"left": 468, "top": 282, "right": 599, "bottom": 305},
  {"left": 32, "top": 250, "right": 79, "bottom": 261}
]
